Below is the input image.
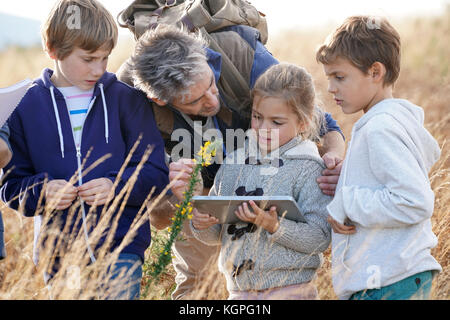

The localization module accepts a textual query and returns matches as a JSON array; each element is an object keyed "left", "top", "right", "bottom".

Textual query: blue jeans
[
  {"left": 350, "top": 271, "right": 433, "bottom": 300},
  {"left": 103, "top": 253, "right": 143, "bottom": 300}
]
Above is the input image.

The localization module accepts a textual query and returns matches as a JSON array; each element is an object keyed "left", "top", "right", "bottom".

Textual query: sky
[{"left": 0, "top": 0, "right": 448, "bottom": 35}]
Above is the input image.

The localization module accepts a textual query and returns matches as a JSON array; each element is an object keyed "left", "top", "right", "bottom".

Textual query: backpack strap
[{"left": 202, "top": 28, "right": 250, "bottom": 104}]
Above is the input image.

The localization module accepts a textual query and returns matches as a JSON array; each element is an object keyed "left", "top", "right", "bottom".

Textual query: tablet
[{"left": 192, "top": 196, "right": 306, "bottom": 224}]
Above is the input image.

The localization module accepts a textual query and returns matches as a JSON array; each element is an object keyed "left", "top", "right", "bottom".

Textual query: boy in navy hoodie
[{"left": 0, "top": 0, "right": 169, "bottom": 299}]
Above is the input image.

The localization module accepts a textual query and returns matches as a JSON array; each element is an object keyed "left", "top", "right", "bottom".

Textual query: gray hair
[{"left": 131, "top": 24, "right": 209, "bottom": 104}]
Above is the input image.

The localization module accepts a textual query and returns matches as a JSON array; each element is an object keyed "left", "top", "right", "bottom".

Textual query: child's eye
[
  {"left": 252, "top": 114, "right": 261, "bottom": 120},
  {"left": 336, "top": 76, "right": 344, "bottom": 81},
  {"left": 273, "top": 121, "right": 283, "bottom": 126},
  {"left": 83, "top": 58, "right": 92, "bottom": 62}
]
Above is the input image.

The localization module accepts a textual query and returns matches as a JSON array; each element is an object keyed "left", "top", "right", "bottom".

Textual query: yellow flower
[
  {"left": 187, "top": 214, "right": 193, "bottom": 220},
  {"left": 168, "top": 227, "right": 172, "bottom": 232}
]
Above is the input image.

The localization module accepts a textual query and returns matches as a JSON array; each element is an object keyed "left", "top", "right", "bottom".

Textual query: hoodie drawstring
[
  {"left": 99, "top": 83, "right": 109, "bottom": 144},
  {"left": 50, "top": 86, "right": 65, "bottom": 158}
]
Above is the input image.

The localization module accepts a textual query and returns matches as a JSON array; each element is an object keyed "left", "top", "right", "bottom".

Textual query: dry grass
[{"left": 0, "top": 10, "right": 449, "bottom": 300}]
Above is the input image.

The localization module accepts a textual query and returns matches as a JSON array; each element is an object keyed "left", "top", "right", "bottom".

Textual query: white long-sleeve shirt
[{"left": 327, "top": 98, "right": 442, "bottom": 300}]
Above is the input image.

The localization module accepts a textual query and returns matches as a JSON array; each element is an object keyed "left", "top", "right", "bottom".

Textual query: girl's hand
[
  {"left": 235, "top": 200, "right": 280, "bottom": 234},
  {"left": 77, "top": 178, "right": 114, "bottom": 206},
  {"left": 192, "top": 208, "right": 219, "bottom": 230},
  {"left": 45, "top": 179, "right": 78, "bottom": 210}
]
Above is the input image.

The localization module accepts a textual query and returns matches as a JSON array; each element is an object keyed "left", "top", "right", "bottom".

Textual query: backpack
[{"left": 117, "top": 0, "right": 268, "bottom": 44}]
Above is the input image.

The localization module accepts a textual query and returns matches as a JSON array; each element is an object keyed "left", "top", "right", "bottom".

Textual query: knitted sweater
[{"left": 191, "top": 136, "right": 332, "bottom": 292}]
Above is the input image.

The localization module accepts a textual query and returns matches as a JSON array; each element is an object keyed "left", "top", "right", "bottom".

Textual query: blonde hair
[
  {"left": 316, "top": 15, "right": 401, "bottom": 86},
  {"left": 251, "top": 63, "right": 323, "bottom": 142},
  {"left": 42, "top": 0, "right": 118, "bottom": 60}
]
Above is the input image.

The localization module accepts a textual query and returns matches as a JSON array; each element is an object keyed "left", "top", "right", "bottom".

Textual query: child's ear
[
  {"left": 45, "top": 44, "right": 58, "bottom": 60},
  {"left": 297, "top": 121, "right": 307, "bottom": 136},
  {"left": 370, "top": 62, "right": 387, "bottom": 83}
]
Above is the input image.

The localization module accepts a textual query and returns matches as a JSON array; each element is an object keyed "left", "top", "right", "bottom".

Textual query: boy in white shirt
[{"left": 316, "top": 16, "right": 441, "bottom": 300}]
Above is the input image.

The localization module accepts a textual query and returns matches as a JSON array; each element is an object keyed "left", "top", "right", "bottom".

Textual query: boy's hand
[
  {"left": 327, "top": 215, "right": 356, "bottom": 234},
  {"left": 317, "top": 152, "right": 343, "bottom": 196},
  {"left": 77, "top": 178, "right": 114, "bottom": 206},
  {"left": 192, "top": 208, "right": 219, "bottom": 230},
  {"left": 235, "top": 200, "right": 280, "bottom": 234},
  {"left": 45, "top": 179, "right": 78, "bottom": 210},
  {"left": 169, "top": 159, "right": 203, "bottom": 201}
]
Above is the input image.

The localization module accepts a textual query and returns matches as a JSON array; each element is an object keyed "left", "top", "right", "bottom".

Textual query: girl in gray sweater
[{"left": 191, "top": 63, "right": 332, "bottom": 300}]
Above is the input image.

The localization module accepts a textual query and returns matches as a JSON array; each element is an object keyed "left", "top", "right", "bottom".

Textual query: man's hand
[
  {"left": 169, "top": 158, "right": 203, "bottom": 201},
  {"left": 235, "top": 201, "right": 280, "bottom": 234},
  {"left": 45, "top": 179, "right": 78, "bottom": 210},
  {"left": 327, "top": 215, "right": 356, "bottom": 235},
  {"left": 77, "top": 178, "right": 114, "bottom": 206},
  {"left": 192, "top": 208, "right": 219, "bottom": 230},
  {"left": 317, "top": 152, "right": 343, "bottom": 196}
]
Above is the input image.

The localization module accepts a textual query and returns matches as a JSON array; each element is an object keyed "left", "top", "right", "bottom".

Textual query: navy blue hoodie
[{"left": 1, "top": 68, "right": 169, "bottom": 265}]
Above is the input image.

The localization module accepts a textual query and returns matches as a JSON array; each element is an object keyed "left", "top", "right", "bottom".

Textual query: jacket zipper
[{"left": 63, "top": 94, "right": 97, "bottom": 263}]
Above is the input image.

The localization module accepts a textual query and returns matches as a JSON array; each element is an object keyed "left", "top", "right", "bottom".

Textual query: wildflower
[{"left": 143, "top": 139, "right": 222, "bottom": 297}]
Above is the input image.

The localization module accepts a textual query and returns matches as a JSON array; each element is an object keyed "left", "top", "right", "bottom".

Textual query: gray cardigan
[{"left": 191, "top": 137, "right": 332, "bottom": 292}]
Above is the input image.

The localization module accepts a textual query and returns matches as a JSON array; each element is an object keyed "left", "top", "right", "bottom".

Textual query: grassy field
[{"left": 0, "top": 10, "right": 448, "bottom": 300}]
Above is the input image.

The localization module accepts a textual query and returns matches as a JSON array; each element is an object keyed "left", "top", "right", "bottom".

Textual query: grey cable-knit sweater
[{"left": 191, "top": 136, "right": 332, "bottom": 292}]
